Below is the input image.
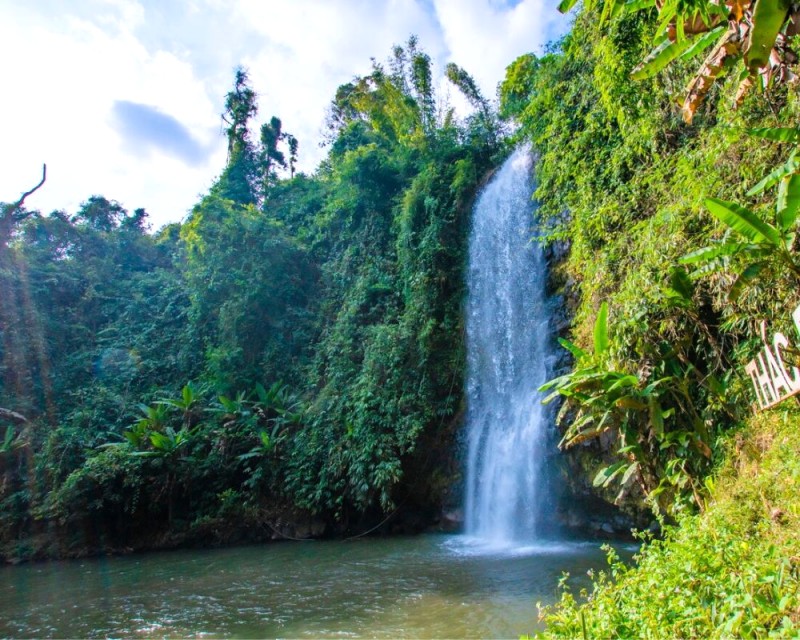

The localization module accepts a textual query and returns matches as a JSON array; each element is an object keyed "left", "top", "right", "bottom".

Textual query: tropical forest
[{"left": 3, "top": 0, "right": 800, "bottom": 636}]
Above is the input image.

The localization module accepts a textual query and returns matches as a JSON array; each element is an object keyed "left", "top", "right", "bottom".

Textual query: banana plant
[
  {"left": 209, "top": 390, "right": 256, "bottom": 430},
  {"left": 157, "top": 382, "right": 202, "bottom": 427},
  {"left": 252, "top": 380, "right": 305, "bottom": 431},
  {"left": 122, "top": 402, "right": 170, "bottom": 446},
  {"left": 131, "top": 425, "right": 192, "bottom": 525},
  {"left": 132, "top": 426, "right": 191, "bottom": 460},
  {"left": 252, "top": 381, "right": 291, "bottom": 413},
  {"left": 541, "top": 304, "right": 653, "bottom": 492},
  {"left": 558, "top": 0, "right": 800, "bottom": 123},
  {"left": 681, "top": 127, "right": 800, "bottom": 299},
  {"left": 541, "top": 303, "right": 712, "bottom": 508},
  {"left": 237, "top": 429, "right": 275, "bottom": 462},
  {"left": 97, "top": 403, "right": 170, "bottom": 450}
]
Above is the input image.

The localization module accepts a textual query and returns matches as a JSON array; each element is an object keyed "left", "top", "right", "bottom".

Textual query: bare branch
[{"left": 10, "top": 164, "right": 47, "bottom": 219}]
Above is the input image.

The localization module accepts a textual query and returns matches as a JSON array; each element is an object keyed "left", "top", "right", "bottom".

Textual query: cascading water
[{"left": 464, "top": 146, "right": 557, "bottom": 546}]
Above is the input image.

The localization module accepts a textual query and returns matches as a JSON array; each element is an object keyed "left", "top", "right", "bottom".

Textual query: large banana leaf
[
  {"left": 624, "top": 0, "right": 656, "bottom": 10},
  {"left": 557, "top": 0, "right": 580, "bottom": 13},
  {"left": 593, "top": 460, "right": 629, "bottom": 488},
  {"left": 747, "top": 127, "right": 800, "bottom": 143},
  {"left": 747, "top": 150, "right": 800, "bottom": 195},
  {"left": 729, "top": 261, "right": 767, "bottom": 300},
  {"left": 745, "top": 0, "right": 792, "bottom": 72},
  {"left": 777, "top": 174, "right": 800, "bottom": 231},
  {"left": 680, "top": 25, "right": 727, "bottom": 60},
  {"left": 681, "top": 28, "right": 741, "bottom": 123},
  {"left": 679, "top": 242, "right": 749, "bottom": 264},
  {"left": 704, "top": 197, "right": 782, "bottom": 245},
  {"left": 631, "top": 38, "right": 695, "bottom": 80},
  {"left": 558, "top": 337, "right": 588, "bottom": 360}
]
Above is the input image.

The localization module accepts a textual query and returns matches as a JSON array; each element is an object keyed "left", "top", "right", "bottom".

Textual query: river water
[{"left": 0, "top": 535, "right": 626, "bottom": 638}]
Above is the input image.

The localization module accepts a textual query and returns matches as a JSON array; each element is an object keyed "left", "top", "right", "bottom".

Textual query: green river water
[{"left": 0, "top": 535, "right": 629, "bottom": 638}]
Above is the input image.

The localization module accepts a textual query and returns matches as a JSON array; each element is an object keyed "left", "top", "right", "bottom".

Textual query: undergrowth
[{"left": 535, "top": 406, "right": 800, "bottom": 638}]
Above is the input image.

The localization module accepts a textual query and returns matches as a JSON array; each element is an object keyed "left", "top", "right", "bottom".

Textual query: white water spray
[{"left": 463, "top": 146, "right": 556, "bottom": 545}]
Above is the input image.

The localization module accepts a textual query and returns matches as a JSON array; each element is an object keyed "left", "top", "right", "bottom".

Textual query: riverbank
[
  {"left": 0, "top": 500, "right": 443, "bottom": 565},
  {"left": 536, "top": 406, "right": 800, "bottom": 637}
]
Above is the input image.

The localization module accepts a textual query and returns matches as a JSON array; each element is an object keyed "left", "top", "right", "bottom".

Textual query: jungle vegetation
[
  {"left": 0, "top": 39, "right": 503, "bottom": 558},
  {"left": 3, "top": 0, "right": 800, "bottom": 629},
  {"left": 499, "top": 0, "right": 800, "bottom": 633}
]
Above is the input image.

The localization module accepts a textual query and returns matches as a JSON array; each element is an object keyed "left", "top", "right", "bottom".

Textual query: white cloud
[
  {"left": 433, "top": 0, "right": 568, "bottom": 101},
  {"left": 0, "top": 1, "right": 224, "bottom": 228},
  {"left": 0, "top": 0, "right": 569, "bottom": 229},
  {"left": 234, "top": 0, "right": 446, "bottom": 173}
]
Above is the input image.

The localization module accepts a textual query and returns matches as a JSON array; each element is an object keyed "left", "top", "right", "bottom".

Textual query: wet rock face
[
  {"left": 283, "top": 516, "right": 326, "bottom": 540},
  {"left": 438, "top": 508, "right": 464, "bottom": 533}
]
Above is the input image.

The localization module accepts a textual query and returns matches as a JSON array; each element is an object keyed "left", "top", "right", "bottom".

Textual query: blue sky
[{"left": 0, "top": 0, "right": 569, "bottom": 229}]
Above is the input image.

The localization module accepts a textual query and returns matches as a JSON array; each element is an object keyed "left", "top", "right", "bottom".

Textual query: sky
[{"left": 0, "top": 0, "right": 570, "bottom": 229}]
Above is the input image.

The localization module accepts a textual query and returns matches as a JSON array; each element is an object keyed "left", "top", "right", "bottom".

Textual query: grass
[{"left": 535, "top": 405, "right": 800, "bottom": 638}]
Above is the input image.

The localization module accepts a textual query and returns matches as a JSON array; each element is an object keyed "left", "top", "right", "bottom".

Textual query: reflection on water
[{"left": 0, "top": 535, "right": 630, "bottom": 638}]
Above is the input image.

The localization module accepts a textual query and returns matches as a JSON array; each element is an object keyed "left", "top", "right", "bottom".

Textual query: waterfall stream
[{"left": 464, "top": 146, "right": 557, "bottom": 545}]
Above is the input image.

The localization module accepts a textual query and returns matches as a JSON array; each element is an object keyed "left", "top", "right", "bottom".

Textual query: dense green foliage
[
  {"left": 536, "top": 408, "right": 800, "bottom": 638},
  {"left": 498, "top": 0, "right": 800, "bottom": 634},
  {"left": 0, "top": 42, "right": 501, "bottom": 558},
  {"left": 502, "top": 5, "right": 800, "bottom": 516}
]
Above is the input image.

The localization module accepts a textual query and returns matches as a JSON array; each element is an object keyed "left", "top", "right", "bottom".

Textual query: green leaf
[
  {"left": 744, "top": 0, "right": 792, "bottom": 72},
  {"left": 729, "top": 261, "right": 766, "bottom": 301},
  {"left": 593, "top": 461, "right": 628, "bottom": 488},
  {"left": 748, "top": 151, "right": 800, "bottom": 195},
  {"left": 599, "top": 0, "right": 624, "bottom": 23},
  {"left": 704, "top": 197, "right": 781, "bottom": 245},
  {"left": 667, "top": 267, "right": 694, "bottom": 299},
  {"left": 254, "top": 382, "right": 268, "bottom": 405},
  {"left": 777, "top": 174, "right": 800, "bottom": 231},
  {"left": 623, "top": 0, "right": 656, "bottom": 11},
  {"left": 557, "top": 0, "right": 579, "bottom": 13},
  {"left": 648, "top": 395, "right": 664, "bottom": 436},
  {"left": 747, "top": 127, "right": 800, "bottom": 143},
  {"left": 594, "top": 302, "right": 609, "bottom": 355},
  {"left": 620, "top": 461, "right": 639, "bottom": 486},
  {"left": 605, "top": 375, "right": 639, "bottom": 392},
  {"left": 2, "top": 426, "right": 14, "bottom": 450},
  {"left": 654, "top": 5, "right": 677, "bottom": 39},
  {"left": 680, "top": 26, "right": 727, "bottom": 61},
  {"left": 558, "top": 337, "right": 588, "bottom": 360},
  {"left": 679, "top": 242, "right": 747, "bottom": 265},
  {"left": 631, "top": 38, "right": 694, "bottom": 80}
]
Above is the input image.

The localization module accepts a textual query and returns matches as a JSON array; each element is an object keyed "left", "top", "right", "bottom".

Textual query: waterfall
[{"left": 463, "top": 146, "right": 556, "bottom": 545}]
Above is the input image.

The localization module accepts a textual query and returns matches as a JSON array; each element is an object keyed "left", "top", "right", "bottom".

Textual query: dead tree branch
[{"left": 9, "top": 164, "right": 47, "bottom": 221}]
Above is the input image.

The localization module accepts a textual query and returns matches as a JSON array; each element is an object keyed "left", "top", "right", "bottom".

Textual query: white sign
[{"left": 745, "top": 304, "right": 800, "bottom": 410}]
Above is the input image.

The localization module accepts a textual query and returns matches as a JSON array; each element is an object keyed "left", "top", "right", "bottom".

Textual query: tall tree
[{"left": 215, "top": 68, "right": 260, "bottom": 205}]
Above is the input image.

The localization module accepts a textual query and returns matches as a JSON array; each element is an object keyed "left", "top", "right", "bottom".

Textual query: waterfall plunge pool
[{"left": 0, "top": 535, "right": 635, "bottom": 638}]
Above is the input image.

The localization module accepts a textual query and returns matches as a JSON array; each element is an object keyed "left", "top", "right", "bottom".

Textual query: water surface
[{"left": 0, "top": 535, "right": 626, "bottom": 638}]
